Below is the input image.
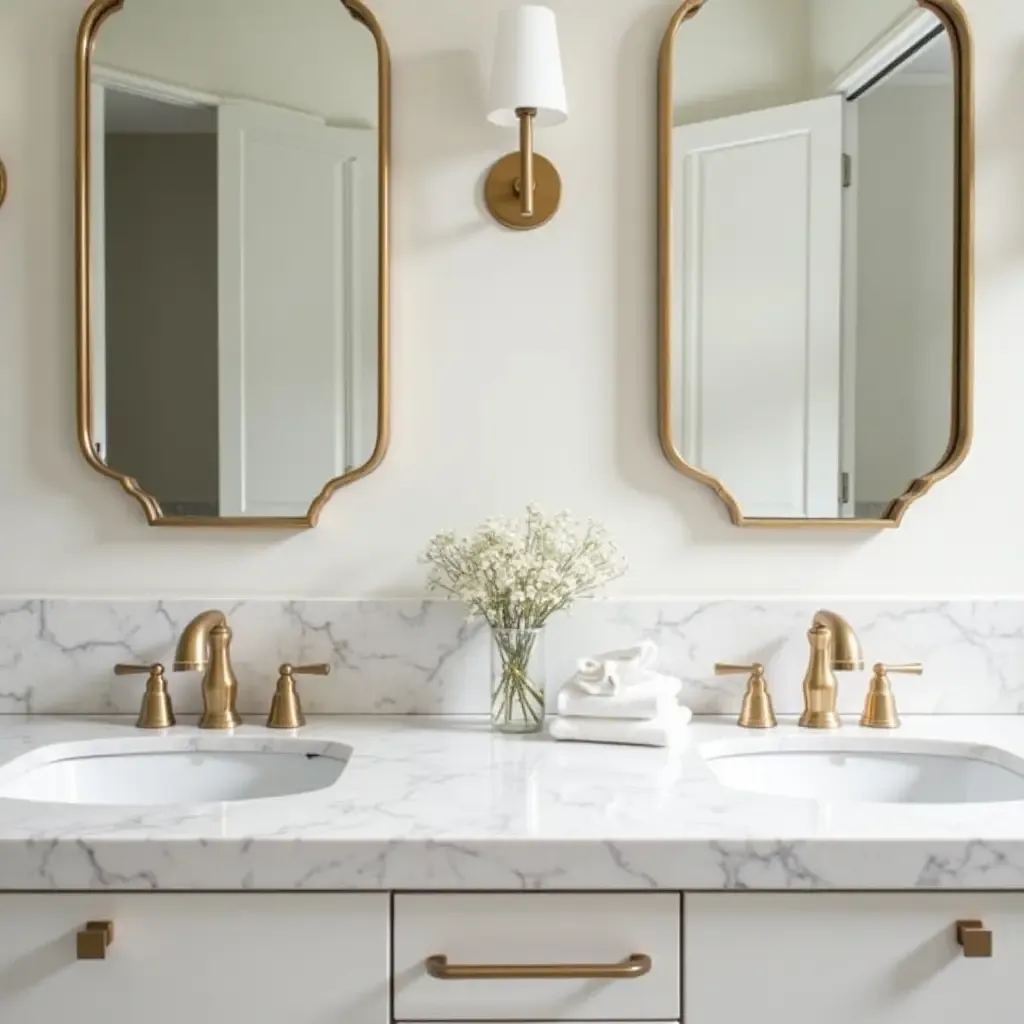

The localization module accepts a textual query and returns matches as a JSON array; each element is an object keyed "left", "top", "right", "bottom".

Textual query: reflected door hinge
[
  {"left": 840, "top": 472, "right": 851, "bottom": 505},
  {"left": 842, "top": 153, "right": 853, "bottom": 189}
]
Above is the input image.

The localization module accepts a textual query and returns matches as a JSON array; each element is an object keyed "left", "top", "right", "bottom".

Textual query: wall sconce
[{"left": 485, "top": 5, "right": 567, "bottom": 231}]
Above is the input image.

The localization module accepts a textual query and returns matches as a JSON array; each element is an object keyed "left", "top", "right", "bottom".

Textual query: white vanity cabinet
[
  {"left": 685, "top": 893, "right": 1019, "bottom": 1024},
  {"left": 0, "top": 893, "right": 390, "bottom": 1024}
]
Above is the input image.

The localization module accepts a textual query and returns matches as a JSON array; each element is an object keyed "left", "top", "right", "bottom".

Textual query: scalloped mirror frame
[
  {"left": 74, "top": 0, "right": 391, "bottom": 528},
  {"left": 657, "top": 0, "right": 974, "bottom": 528}
]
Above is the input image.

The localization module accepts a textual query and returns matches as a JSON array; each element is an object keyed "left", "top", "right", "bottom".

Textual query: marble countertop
[{"left": 1, "top": 715, "right": 1024, "bottom": 891}]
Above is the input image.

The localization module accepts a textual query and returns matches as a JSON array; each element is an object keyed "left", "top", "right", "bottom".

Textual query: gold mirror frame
[
  {"left": 657, "top": 0, "right": 974, "bottom": 529},
  {"left": 74, "top": 0, "right": 391, "bottom": 528}
]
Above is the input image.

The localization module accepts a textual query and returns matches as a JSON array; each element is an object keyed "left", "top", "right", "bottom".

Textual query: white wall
[
  {"left": 95, "top": 0, "right": 379, "bottom": 127},
  {"left": 855, "top": 79, "right": 956, "bottom": 508},
  {"left": 811, "top": 0, "right": 919, "bottom": 87},
  {"left": 0, "top": 0, "right": 1017, "bottom": 598},
  {"left": 672, "top": 0, "right": 811, "bottom": 124}
]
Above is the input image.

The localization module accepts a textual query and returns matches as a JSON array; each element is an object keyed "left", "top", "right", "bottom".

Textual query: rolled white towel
[
  {"left": 557, "top": 675, "right": 682, "bottom": 720},
  {"left": 548, "top": 707, "right": 693, "bottom": 748},
  {"left": 574, "top": 640, "right": 660, "bottom": 695}
]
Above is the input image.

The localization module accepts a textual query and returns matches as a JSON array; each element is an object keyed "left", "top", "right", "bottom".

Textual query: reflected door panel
[
  {"left": 217, "top": 102, "right": 377, "bottom": 517},
  {"left": 673, "top": 96, "right": 843, "bottom": 519}
]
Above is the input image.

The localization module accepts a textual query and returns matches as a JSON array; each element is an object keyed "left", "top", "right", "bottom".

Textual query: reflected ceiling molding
[
  {"left": 74, "top": 0, "right": 392, "bottom": 528},
  {"left": 656, "top": 0, "right": 974, "bottom": 529}
]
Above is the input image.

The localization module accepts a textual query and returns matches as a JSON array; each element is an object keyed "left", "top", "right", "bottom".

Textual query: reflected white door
[
  {"left": 672, "top": 96, "right": 844, "bottom": 519},
  {"left": 89, "top": 82, "right": 108, "bottom": 463},
  {"left": 217, "top": 101, "right": 376, "bottom": 518}
]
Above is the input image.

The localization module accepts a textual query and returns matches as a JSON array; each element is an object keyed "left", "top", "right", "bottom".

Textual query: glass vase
[{"left": 490, "top": 627, "right": 546, "bottom": 734}]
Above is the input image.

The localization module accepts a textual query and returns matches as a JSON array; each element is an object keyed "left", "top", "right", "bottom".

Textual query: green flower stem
[{"left": 492, "top": 630, "right": 544, "bottom": 728}]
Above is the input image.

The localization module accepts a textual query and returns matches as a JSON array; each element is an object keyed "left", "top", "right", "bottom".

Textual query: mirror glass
[
  {"left": 662, "top": 0, "right": 967, "bottom": 523},
  {"left": 84, "top": 0, "right": 385, "bottom": 523}
]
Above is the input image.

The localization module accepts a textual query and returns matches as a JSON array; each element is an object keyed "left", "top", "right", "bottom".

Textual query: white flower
[{"left": 423, "top": 507, "right": 627, "bottom": 629}]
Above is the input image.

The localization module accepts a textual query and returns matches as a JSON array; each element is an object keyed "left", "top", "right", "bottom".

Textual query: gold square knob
[
  {"left": 77, "top": 920, "right": 115, "bottom": 960},
  {"left": 956, "top": 919, "right": 993, "bottom": 958}
]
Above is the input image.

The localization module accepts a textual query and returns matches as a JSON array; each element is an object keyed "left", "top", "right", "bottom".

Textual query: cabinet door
[
  {"left": 685, "top": 893, "right": 1019, "bottom": 1024},
  {"left": 0, "top": 893, "right": 389, "bottom": 1024}
]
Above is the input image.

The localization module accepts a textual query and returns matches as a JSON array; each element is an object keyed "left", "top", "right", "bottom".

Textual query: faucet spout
[
  {"left": 811, "top": 609, "right": 865, "bottom": 672},
  {"left": 799, "top": 610, "right": 864, "bottom": 730},
  {"left": 174, "top": 610, "right": 228, "bottom": 672},
  {"left": 174, "top": 610, "right": 241, "bottom": 730}
]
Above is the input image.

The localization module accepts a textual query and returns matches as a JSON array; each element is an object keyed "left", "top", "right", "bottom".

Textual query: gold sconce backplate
[
  {"left": 485, "top": 152, "right": 561, "bottom": 231},
  {"left": 0, "top": 159, "right": 7, "bottom": 209}
]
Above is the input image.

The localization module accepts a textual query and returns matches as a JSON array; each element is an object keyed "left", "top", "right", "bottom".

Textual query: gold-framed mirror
[
  {"left": 658, "top": 0, "right": 973, "bottom": 527},
  {"left": 75, "top": 0, "right": 390, "bottom": 528}
]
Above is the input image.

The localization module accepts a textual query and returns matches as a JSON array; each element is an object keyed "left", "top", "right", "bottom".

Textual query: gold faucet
[
  {"left": 799, "top": 610, "right": 865, "bottom": 730},
  {"left": 174, "top": 610, "right": 242, "bottom": 730}
]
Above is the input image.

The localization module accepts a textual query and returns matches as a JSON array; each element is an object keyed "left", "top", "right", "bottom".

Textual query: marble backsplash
[{"left": 1, "top": 599, "right": 1023, "bottom": 717}]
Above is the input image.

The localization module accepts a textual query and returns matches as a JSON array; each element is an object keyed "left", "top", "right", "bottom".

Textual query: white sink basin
[
  {"left": 702, "top": 737, "right": 1024, "bottom": 805},
  {"left": 0, "top": 738, "right": 351, "bottom": 807}
]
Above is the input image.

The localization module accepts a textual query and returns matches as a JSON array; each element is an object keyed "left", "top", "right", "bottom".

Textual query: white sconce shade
[{"left": 488, "top": 5, "right": 568, "bottom": 129}]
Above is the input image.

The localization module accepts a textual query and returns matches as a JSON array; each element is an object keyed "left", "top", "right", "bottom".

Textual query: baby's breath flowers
[{"left": 424, "top": 507, "right": 627, "bottom": 731}]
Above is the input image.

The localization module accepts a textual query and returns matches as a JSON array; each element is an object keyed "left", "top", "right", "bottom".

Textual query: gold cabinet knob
[
  {"left": 77, "top": 921, "right": 115, "bottom": 960},
  {"left": 715, "top": 663, "right": 777, "bottom": 729},
  {"left": 860, "top": 663, "right": 923, "bottom": 730},
  {"left": 267, "top": 663, "right": 331, "bottom": 729},
  {"left": 956, "top": 919, "right": 993, "bottom": 958},
  {"left": 116, "top": 663, "right": 175, "bottom": 729}
]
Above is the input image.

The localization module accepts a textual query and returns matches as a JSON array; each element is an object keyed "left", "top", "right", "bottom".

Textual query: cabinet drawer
[
  {"left": 0, "top": 894, "right": 389, "bottom": 1024},
  {"left": 393, "top": 893, "right": 680, "bottom": 1021},
  {"left": 686, "top": 893, "right": 1020, "bottom": 1024}
]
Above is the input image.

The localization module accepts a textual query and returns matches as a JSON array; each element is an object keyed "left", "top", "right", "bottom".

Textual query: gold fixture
[
  {"left": 77, "top": 921, "right": 114, "bottom": 960},
  {"left": 116, "top": 662, "right": 175, "bottom": 729},
  {"left": 656, "top": 0, "right": 974, "bottom": 528},
  {"left": 267, "top": 663, "right": 331, "bottom": 729},
  {"left": 715, "top": 663, "right": 777, "bottom": 729},
  {"left": 425, "top": 953, "right": 652, "bottom": 981},
  {"left": 956, "top": 919, "right": 993, "bottom": 958},
  {"left": 74, "top": 0, "right": 392, "bottom": 528},
  {"left": 0, "top": 158, "right": 7, "bottom": 209},
  {"left": 174, "top": 611, "right": 241, "bottom": 730},
  {"left": 484, "top": 109, "right": 562, "bottom": 231},
  {"left": 799, "top": 611, "right": 865, "bottom": 730},
  {"left": 860, "top": 663, "right": 924, "bottom": 729}
]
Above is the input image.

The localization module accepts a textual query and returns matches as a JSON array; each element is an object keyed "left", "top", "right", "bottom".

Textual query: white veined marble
[
  {"left": 1, "top": 599, "right": 1023, "bottom": 715},
  {"left": 1, "top": 715, "right": 1024, "bottom": 892}
]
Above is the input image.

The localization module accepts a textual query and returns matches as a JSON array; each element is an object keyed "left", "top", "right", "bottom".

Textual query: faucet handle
[
  {"left": 860, "top": 663, "right": 923, "bottom": 730},
  {"left": 715, "top": 663, "right": 778, "bottom": 729},
  {"left": 115, "top": 663, "right": 175, "bottom": 730},
  {"left": 267, "top": 663, "right": 331, "bottom": 730}
]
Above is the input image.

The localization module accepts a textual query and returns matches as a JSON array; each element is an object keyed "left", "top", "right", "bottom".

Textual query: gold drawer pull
[
  {"left": 956, "top": 919, "right": 993, "bottom": 958},
  {"left": 77, "top": 921, "right": 115, "bottom": 960},
  {"left": 425, "top": 953, "right": 652, "bottom": 981}
]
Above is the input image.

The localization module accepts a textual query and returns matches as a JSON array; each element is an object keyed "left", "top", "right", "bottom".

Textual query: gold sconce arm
[
  {"left": 517, "top": 107, "right": 536, "bottom": 219},
  {"left": 485, "top": 110, "right": 561, "bottom": 231}
]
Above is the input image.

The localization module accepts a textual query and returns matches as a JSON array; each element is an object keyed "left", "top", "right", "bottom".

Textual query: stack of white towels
[{"left": 548, "top": 640, "right": 692, "bottom": 747}]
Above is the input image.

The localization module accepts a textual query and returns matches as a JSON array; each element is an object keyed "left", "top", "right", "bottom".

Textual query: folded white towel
[
  {"left": 548, "top": 707, "right": 693, "bottom": 748},
  {"left": 557, "top": 675, "right": 682, "bottom": 720},
  {"left": 574, "top": 640, "right": 660, "bottom": 695}
]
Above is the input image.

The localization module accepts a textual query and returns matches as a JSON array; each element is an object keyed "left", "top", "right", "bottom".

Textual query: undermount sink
[
  {"left": 701, "top": 736, "right": 1024, "bottom": 805},
  {"left": 0, "top": 738, "right": 351, "bottom": 807}
]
